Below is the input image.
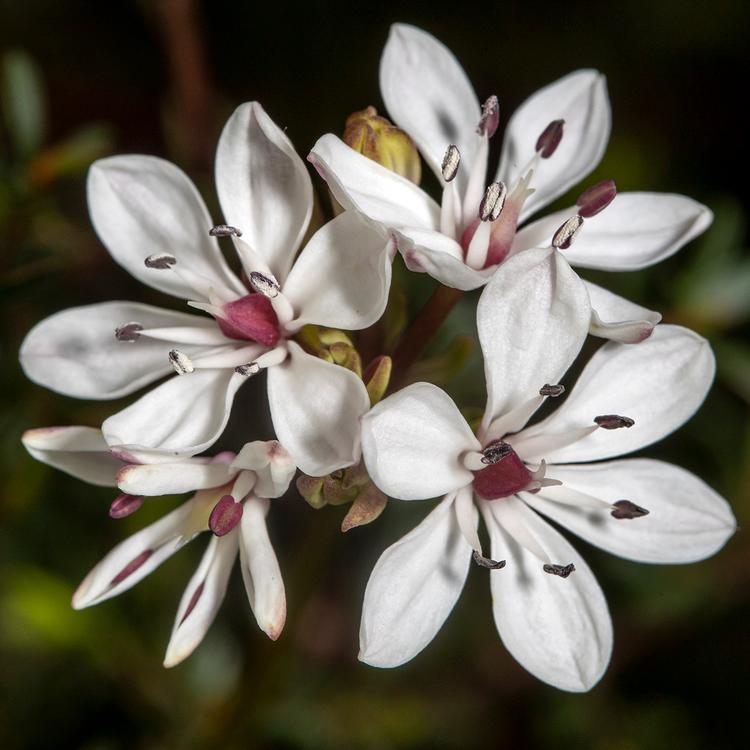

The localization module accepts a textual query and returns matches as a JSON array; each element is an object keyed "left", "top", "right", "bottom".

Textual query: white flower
[
  {"left": 358, "top": 248, "right": 735, "bottom": 691},
  {"left": 23, "top": 427, "right": 295, "bottom": 667},
  {"left": 20, "top": 102, "right": 394, "bottom": 475},
  {"left": 308, "top": 24, "right": 711, "bottom": 341}
]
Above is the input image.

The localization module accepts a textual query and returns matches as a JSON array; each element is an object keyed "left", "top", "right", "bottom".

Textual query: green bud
[
  {"left": 364, "top": 355, "right": 392, "bottom": 405},
  {"left": 296, "top": 474, "right": 326, "bottom": 509},
  {"left": 329, "top": 341, "right": 363, "bottom": 378}
]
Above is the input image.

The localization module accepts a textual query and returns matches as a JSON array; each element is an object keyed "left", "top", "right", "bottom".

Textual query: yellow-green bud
[{"left": 343, "top": 106, "right": 421, "bottom": 185}]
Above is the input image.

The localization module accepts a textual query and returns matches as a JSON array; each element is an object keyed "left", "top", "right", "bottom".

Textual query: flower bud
[{"left": 343, "top": 106, "right": 421, "bottom": 184}]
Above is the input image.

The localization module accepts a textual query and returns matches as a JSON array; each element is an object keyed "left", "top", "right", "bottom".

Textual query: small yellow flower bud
[{"left": 343, "top": 106, "right": 421, "bottom": 184}]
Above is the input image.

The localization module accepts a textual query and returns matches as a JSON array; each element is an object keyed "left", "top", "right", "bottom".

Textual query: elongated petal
[
  {"left": 380, "top": 24, "right": 481, "bottom": 196},
  {"left": 524, "top": 459, "right": 736, "bottom": 563},
  {"left": 88, "top": 156, "right": 243, "bottom": 299},
  {"left": 477, "top": 247, "right": 590, "bottom": 432},
  {"left": 359, "top": 494, "right": 472, "bottom": 667},
  {"left": 22, "top": 426, "right": 121, "bottom": 486},
  {"left": 482, "top": 497, "right": 612, "bottom": 692},
  {"left": 102, "top": 368, "right": 247, "bottom": 462},
  {"left": 117, "top": 460, "right": 236, "bottom": 496},
  {"left": 517, "top": 325, "right": 715, "bottom": 464},
  {"left": 585, "top": 281, "right": 662, "bottom": 344},
  {"left": 238, "top": 497, "right": 286, "bottom": 639},
  {"left": 283, "top": 212, "right": 393, "bottom": 331},
  {"left": 73, "top": 500, "right": 196, "bottom": 608},
  {"left": 309, "top": 134, "right": 440, "bottom": 229},
  {"left": 164, "top": 532, "right": 238, "bottom": 667},
  {"left": 216, "top": 102, "right": 312, "bottom": 282},
  {"left": 267, "top": 343, "right": 369, "bottom": 476},
  {"left": 20, "top": 301, "right": 219, "bottom": 399},
  {"left": 498, "top": 70, "right": 610, "bottom": 222},
  {"left": 394, "top": 227, "right": 495, "bottom": 291},
  {"left": 514, "top": 193, "right": 712, "bottom": 270},
  {"left": 232, "top": 442, "right": 295, "bottom": 499},
  {"left": 361, "top": 382, "right": 479, "bottom": 500}
]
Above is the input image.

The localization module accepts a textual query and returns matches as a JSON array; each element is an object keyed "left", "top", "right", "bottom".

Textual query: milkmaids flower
[
  {"left": 23, "top": 426, "right": 295, "bottom": 667},
  {"left": 309, "top": 24, "right": 710, "bottom": 340},
  {"left": 358, "top": 248, "right": 736, "bottom": 691},
  {"left": 20, "top": 102, "right": 393, "bottom": 475}
]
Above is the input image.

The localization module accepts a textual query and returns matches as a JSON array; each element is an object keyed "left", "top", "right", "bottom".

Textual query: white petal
[
  {"left": 87, "top": 156, "right": 243, "bottom": 299},
  {"left": 482, "top": 497, "right": 612, "bottom": 692},
  {"left": 72, "top": 500, "right": 196, "bottom": 608},
  {"left": 359, "top": 494, "right": 472, "bottom": 667},
  {"left": 361, "top": 382, "right": 479, "bottom": 500},
  {"left": 216, "top": 102, "right": 312, "bottom": 282},
  {"left": 238, "top": 497, "right": 286, "bottom": 639},
  {"left": 231, "top": 441, "right": 295, "bottom": 499},
  {"left": 515, "top": 193, "right": 712, "bottom": 271},
  {"left": 585, "top": 281, "right": 662, "bottom": 344},
  {"left": 380, "top": 24, "right": 481, "bottom": 197},
  {"left": 498, "top": 70, "right": 610, "bottom": 222},
  {"left": 394, "top": 227, "right": 495, "bottom": 291},
  {"left": 102, "top": 368, "right": 247, "bottom": 462},
  {"left": 164, "top": 532, "right": 238, "bottom": 667},
  {"left": 309, "top": 134, "right": 440, "bottom": 230},
  {"left": 20, "top": 301, "right": 220, "bottom": 399},
  {"left": 267, "top": 342, "right": 370, "bottom": 476},
  {"left": 283, "top": 212, "right": 393, "bottom": 331},
  {"left": 22, "top": 426, "right": 120, "bottom": 487},
  {"left": 117, "top": 460, "right": 236, "bottom": 496},
  {"left": 524, "top": 459, "right": 736, "bottom": 563},
  {"left": 517, "top": 325, "right": 715, "bottom": 464},
  {"left": 477, "top": 247, "right": 590, "bottom": 433}
]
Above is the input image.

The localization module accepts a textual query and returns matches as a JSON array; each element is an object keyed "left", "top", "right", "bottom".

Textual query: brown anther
[
  {"left": 543, "top": 563, "right": 576, "bottom": 578},
  {"left": 473, "top": 550, "right": 506, "bottom": 569},
  {"left": 477, "top": 95, "right": 500, "bottom": 138},
  {"left": 144, "top": 253, "right": 177, "bottom": 269},
  {"left": 551, "top": 215, "right": 584, "bottom": 250},
  {"left": 441, "top": 144, "right": 460, "bottom": 182},
  {"left": 536, "top": 119, "right": 565, "bottom": 158},
  {"left": 235, "top": 362, "right": 260, "bottom": 376},
  {"left": 611, "top": 500, "right": 650, "bottom": 519},
  {"left": 594, "top": 414, "right": 635, "bottom": 430},
  {"left": 539, "top": 383, "right": 565, "bottom": 397},
  {"left": 115, "top": 322, "right": 143, "bottom": 342},
  {"left": 479, "top": 181, "right": 508, "bottom": 221},
  {"left": 169, "top": 349, "right": 194, "bottom": 375},
  {"left": 209, "top": 224, "right": 243, "bottom": 237},
  {"left": 249, "top": 271, "right": 280, "bottom": 298},
  {"left": 577, "top": 179, "right": 617, "bottom": 218},
  {"left": 481, "top": 440, "right": 514, "bottom": 465}
]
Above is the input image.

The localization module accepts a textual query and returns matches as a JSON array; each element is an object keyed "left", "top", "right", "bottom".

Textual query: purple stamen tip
[
  {"left": 577, "top": 179, "right": 617, "bottom": 218},
  {"left": 477, "top": 95, "right": 500, "bottom": 138},
  {"left": 110, "top": 549, "right": 153, "bottom": 585},
  {"left": 594, "top": 414, "right": 635, "bottom": 430},
  {"left": 611, "top": 500, "right": 649, "bottom": 519},
  {"left": 543, "top": 563, "right": 576, "bottom": 578},
  {"left": 536, "top": 119, "right": 565, "bottom": 158},
  {"left": 208, "top": 495, "right": 243, "bottom": 536},
  {"left": 109, "top": 493, "right": 145, "bottom": 519}
]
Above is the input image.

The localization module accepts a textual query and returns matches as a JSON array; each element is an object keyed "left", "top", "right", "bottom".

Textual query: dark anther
[
  {"left": 441, "top": 144, "right": 460, "bottom": 182},
  {"left": 476, "top": 95, "right": 500, "bottom": 138},
  {"left": 209, "top": 224, "right": 243, "bottom": 237},
  {"left": 249, "top": 271, "right": 281, "bottom": 298},
  {"left": 479, "top": 181, "right": 508, "bottom": 221},
  {"left": 481, "top": 440, "right": 513, "bottom": 465},
  {"left": 551, "top": 215, "right": 583, "bottom": 250},
  {"left": 577, "top": 179, "right": 617, "bottom": 218},
  {"left": 115, "top": 322, "right": 143, "bottom": 342},
  {"left": 235, "top": 362, "right": 260, "bottom": 376},
  {"left": 611, "top": 500, "right": 650, "bottom": 519},
  {"left": 144, "top": 253, "right": 176, "bottom": 269},
  {"left": 473, "top": 550, "right": 506, "bottom": 570},
  {"left": 543, "top": 563, "right": 576, "bottom": 578},
  {"left": 594, "top": 414, "right": 635, "bottom": 430},
  {"left": 540, "top": 383, "right": 565, "bottom": 397},
  {"left": 535, "top": 119, "right": 565, "bottom": 158}
]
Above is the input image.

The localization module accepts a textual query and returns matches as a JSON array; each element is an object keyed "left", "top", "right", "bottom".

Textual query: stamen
[
  {"left": 144, "top": 253, "right": 177, "bottom": 269},
  {"left": 539, "top": 383, "right": 565, "bottom": 397},
  {"left": 109, "top": 493, "right": 145, "bottom": 519},
  {"left": 479, "top": 181, "right": 507, "bottom": 222},
  {"left": 611, "top": 500, "right": 649, "bottom": 519},
  {"left": 249, "top": 271, "right": 281, "bottom": 299},
  {"left": 481, "top": 440, "right": 513, "bottom": 465},
  {"left": 115, "top": 322, "right": 143, "bottom": 343},
  {"left": 577, "top": 179, "right": 617, "bottom": 218},
  {"left": 235, "top": 362, "right": 260, "bottom": 376},
  {"left": 169, "top": 349, "right": 194, "bottom": 375},
  {"left": 110, "top": 549, "right": 153, "bottom": 585},
  {"left": 476, "top": 95, "right": 500, "bottom": 138},
  {"left": 472, "top": 550, "right": 506, "bottom": 569},
  {"left": 441, "top": 144, "right": 460, "bottom": 182},
  {"left": 208, "top": 495, "right": 243, "bottom": 536},
  {"left": 209, "top": 224, "right": 242, "bottom": 237},
  {"left": 179, "top": 581, "right": 205, "bottom": 625},
  {"left": 594, "top": 414, "right": 635, "bottom": 430},
  {"left": 543, "top": 563, "right": 575, "bottom": 578},
  {"left": 552, "top": 215, "right": 583, "bottom": 250},
  {"left": 535, "top": 119, "right": 565, "bottom": 158}
]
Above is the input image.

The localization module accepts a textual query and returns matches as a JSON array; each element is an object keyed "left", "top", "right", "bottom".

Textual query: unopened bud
[
  {"left": 536, "top": 119, "right": 565, "bottom": 158},
  {"left": 577, "top": 179, "right": 617, "bottom": 218},
  {"left": 329, "top": 341, "right": 362, "bottom": 378},
  {"left": 341, "top": 483, "right": 388, "bottom": 532},
  {"left": 477, "top": 95, "right": 500, "bottom": 138},
  {"left": 551, "top": 215, "right": 583, "bottom": 250},
  {"left": 479, "top": 181, "right": 507, "bottom": 221},
  {"left": 364, "top": 355, "right": 392, "bottom": 405},
  {"left": 441, "top": 144, "right": 460, "bottom": 182},
  {"left": 296, "top": 474, "right": 326, "bottom": 509},
  {"left": 343, "top": 106, "right": 421, "bottom": 184}
]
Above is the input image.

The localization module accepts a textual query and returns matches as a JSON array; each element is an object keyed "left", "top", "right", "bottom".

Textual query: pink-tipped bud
[
  {"left": 477, "top": 95, "right": 500, "bottom": 138},
  {"left": 576, "top": 179, "right": 617, "bottom": 218},
  {"left": 209, "top": 495, "right": 243, "bottom": 536},
  {"left": 109, "top": 493, "right": 145, "bottom": 519},
  {"left": 551, "top": 215, "right": 583, "bottom": 249},
  {"left": 535, "top": 119, "right": 565, "bottom": 158}
]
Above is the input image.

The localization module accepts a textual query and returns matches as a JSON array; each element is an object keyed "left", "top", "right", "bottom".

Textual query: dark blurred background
[{"left": 1, "top": 1, "right": 748, "bottom": 748}]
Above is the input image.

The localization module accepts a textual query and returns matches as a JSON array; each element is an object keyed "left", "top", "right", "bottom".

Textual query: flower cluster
[{"left": 20, "top": 24, "right": 735, "bottom": 690}]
